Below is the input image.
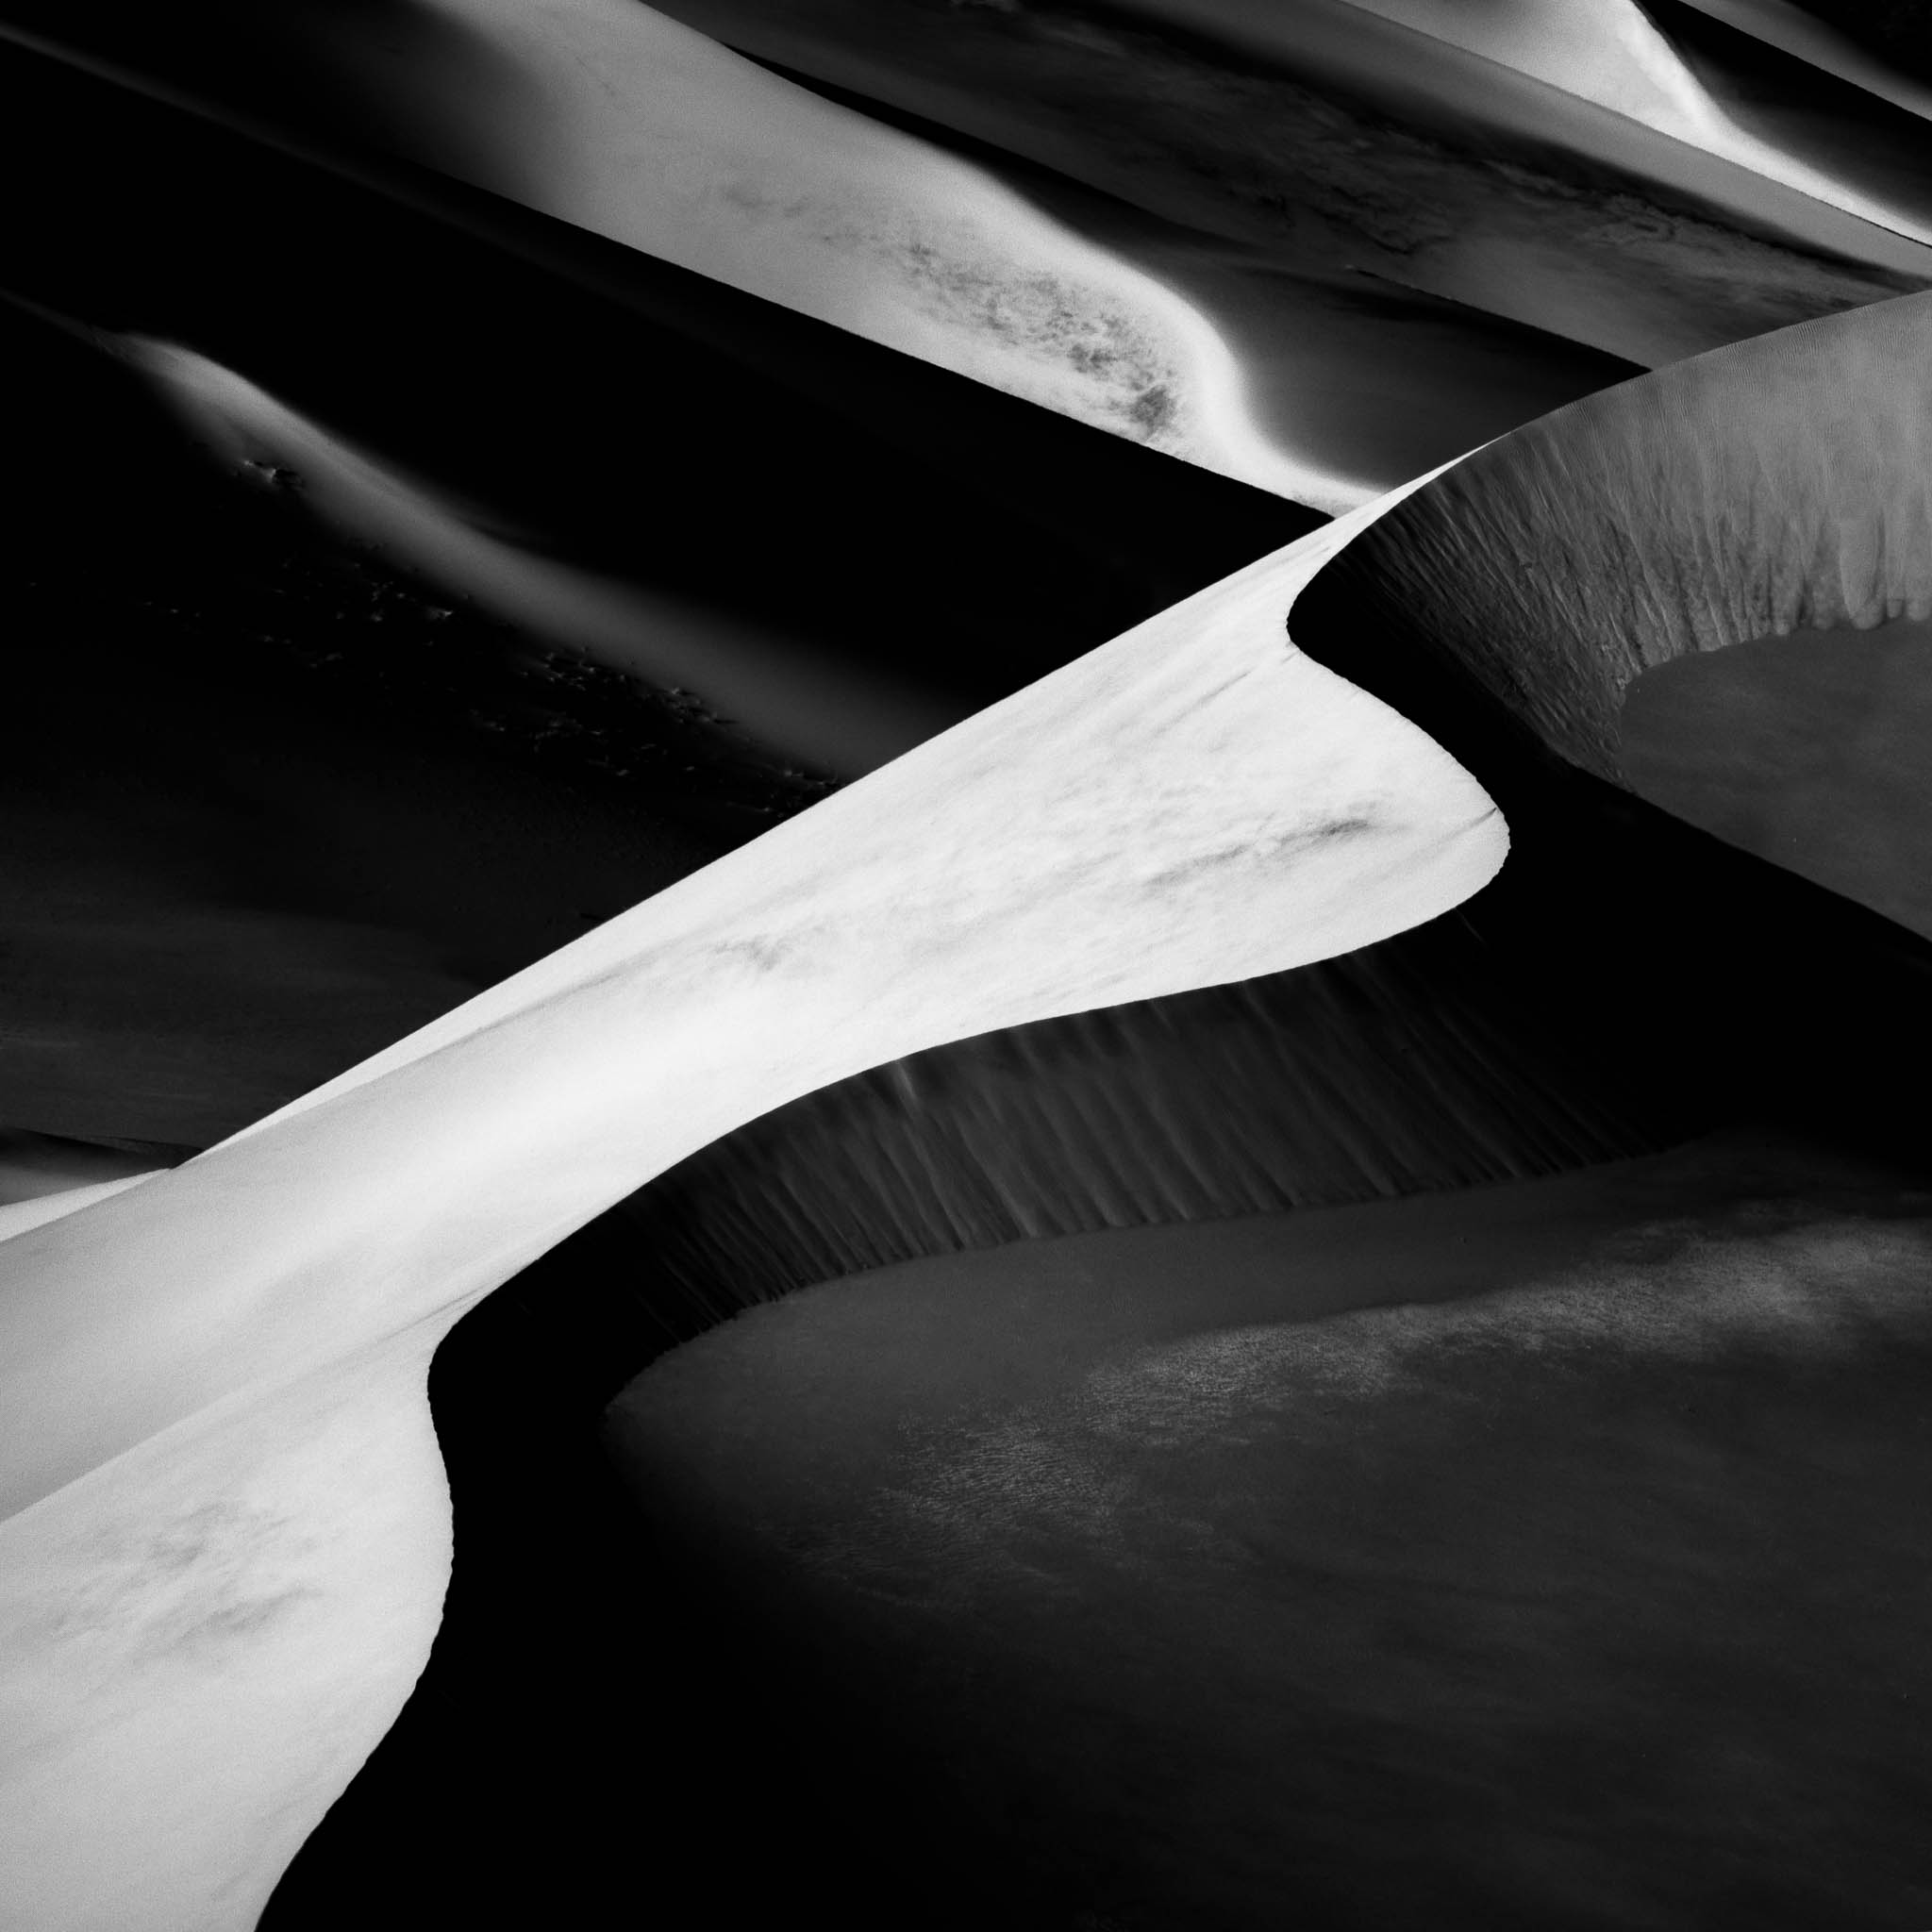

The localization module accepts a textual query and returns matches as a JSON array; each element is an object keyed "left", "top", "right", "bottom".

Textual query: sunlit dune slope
[
  {"left": 643, "top": 0, "right": 1931, "bottom": 371},
  {"left": 1313, "top": 286, "right": 1932, "bottom": 941},
  {"left": 41, "top": 0, "right": 1366, "bottom": 505},
  {"left": 0, "top": 34, "right": 1342, "bottom": 1149},
  {"left": 0, "top": 460, "right": 1501, "bottom": 1928}
]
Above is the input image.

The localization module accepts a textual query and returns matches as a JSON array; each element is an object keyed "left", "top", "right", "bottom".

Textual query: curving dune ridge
[
  {"left": 0, "top": 459, "right": 1501, "bottom": 1929},
  {"left": 1317, "top": 286, "right": 1932, "bottom": 941},
  {"left": 8, "top": 7, "right": 1932, "bottom": 1927},
  {"left": 596, "top": 286, "right": 1932, "bottom": 1932}
]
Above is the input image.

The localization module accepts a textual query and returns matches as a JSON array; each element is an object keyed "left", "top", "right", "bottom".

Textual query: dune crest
[
  {"left": 1315, "top": 287, "right": 1932, "bottom": 939},
  {"left": 0, "top": 451, "right": 1501, "bottom": 1927}
]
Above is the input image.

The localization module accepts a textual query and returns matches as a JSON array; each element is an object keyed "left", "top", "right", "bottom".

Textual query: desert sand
[
  {"left": 0, "top": 455, "right": 1500, "bottom": 1926},
  {"left": 608, "top": 1131, "right": 1932, "bottom": 1931},
  {"left": 1321, "top": 286, "right": 1932, "bottom": 941},
  {"left": 4, "top": 5, "right": 1932, "bottom": 1925}
]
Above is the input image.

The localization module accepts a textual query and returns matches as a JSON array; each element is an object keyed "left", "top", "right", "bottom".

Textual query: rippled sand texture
[{"left": 1324, "top": 285, "right": 1932, "bottom": 941}]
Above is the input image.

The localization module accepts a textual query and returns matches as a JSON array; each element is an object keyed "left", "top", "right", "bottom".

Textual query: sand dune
[
  {"left": 288, "top": 0, "right": 1376, "bottom": 508},
  {"left": 7, "top": 8, "right": 1932, "bottom": 1925},
  {"left": 18, "top": 0, "right": 1929, "bottom": 509},
  {"left": 608, "top": 1131, "right": 1932, "bottom": 1930},
  {"left": 1681, "top": 0, "right": 1932, "bottom": 116},
  {"left": 125, "top": 336, "right": 960, "bottom": 778},
  {"left": 0, "top": 458, "right": 1500, "bottom": 1927},
  {"left": 644, "top": 0, "right": 1931, "bottom": 371},
  {"left": 1316, "top": 286, "right": 1932, "bottom": 941},
  {"left": 1330, "top": 0, "right": 1932, "bottom": 244}
]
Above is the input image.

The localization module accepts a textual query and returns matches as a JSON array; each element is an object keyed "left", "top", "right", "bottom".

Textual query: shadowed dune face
[
  {"left": 1312, "top": 286, "right": 1932, "bottom": 940},
  {"left": 1788, "top": 0, "right": 1932, "bottom": 80},
  {"left": 1621, "top": 612, "right": 1932, "bottom": 937},
  {"left": 608, "top": 1136, "right": 1932, "bottom": 1931}
]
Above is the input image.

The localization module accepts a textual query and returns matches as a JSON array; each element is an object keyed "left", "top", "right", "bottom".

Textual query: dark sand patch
[
  {"left": 608, "top": 1135, "right": 1932, "bottom": 1930},
  {"left": 1622, "top": 611, "right": 1932, "bottom": 941}
]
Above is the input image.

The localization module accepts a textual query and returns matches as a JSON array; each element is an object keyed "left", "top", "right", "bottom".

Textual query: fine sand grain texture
[
  {"left": 607, "top": 1134, "right": 1932, "bottom": 1931},
  {"left": 1314, "top": 286, "right": 1932, "bottom": 939},
  {"left": 0, "top": 460, "right": 1501, "bottom": 1929}
]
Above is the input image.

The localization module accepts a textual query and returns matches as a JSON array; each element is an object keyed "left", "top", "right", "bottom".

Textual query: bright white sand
[
  {"left": 329, "top": 0, "right": 1378, "bottom": 510},
  {"left": 0, "top": 450, "right": 1502, "bottom": 1928}
]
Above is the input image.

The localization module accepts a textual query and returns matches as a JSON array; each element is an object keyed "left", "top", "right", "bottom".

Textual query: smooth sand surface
[
  {"left": 15, "top": 0, "right": 1927, "bottom": 510},
  {"left": 126, "top": 337, "right": 963, "bottom": 779},
  {"left": 1681, "top": 0, "right": 1932, "bottom": 119},
  {"left": 608, "top": 1133, "right": 1932, "bottom": 1929},
  {"left": 646, "top": 0, "right": 1930, "bottom": 371},
  {"left": 1622, "top": 611, "right": 1932, "bottom": 942},
  {"left": 331, "top": 0, "right": 1370, "bottom": 508},
  {"left": 0, "top": 458, "right": 1501, "bottom": 1927}
]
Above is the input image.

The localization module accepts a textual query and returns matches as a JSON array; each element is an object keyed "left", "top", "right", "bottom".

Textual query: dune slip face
[
  {"left": 0, "top": 453, "right": 1501, "bottom": 1927},
  {"left": 1313, "top": 286, "right": 1932, "bottom": 945}
]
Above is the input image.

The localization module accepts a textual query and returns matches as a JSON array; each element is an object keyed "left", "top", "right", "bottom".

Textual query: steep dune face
[
  {"left": 0, "top": 466, "right": 1502, "bottom": 1927},
  {"left": 616, "top": 921, "right": 1666, "bottom": 1323},
  {"left": 1312, "top": 287, "right": 1932, "bottom": 939}
]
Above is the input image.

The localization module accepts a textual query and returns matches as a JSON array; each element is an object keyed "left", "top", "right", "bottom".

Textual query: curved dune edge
[
  {"left": 0, "top": 3, "right": 1377, "bottom": 512},
  {"left": 1311, "top": 287, "right": 1932, "bottom": 936},
  {"left": 0, "top": 451, "right": 1501, "bottom": 1927}
]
